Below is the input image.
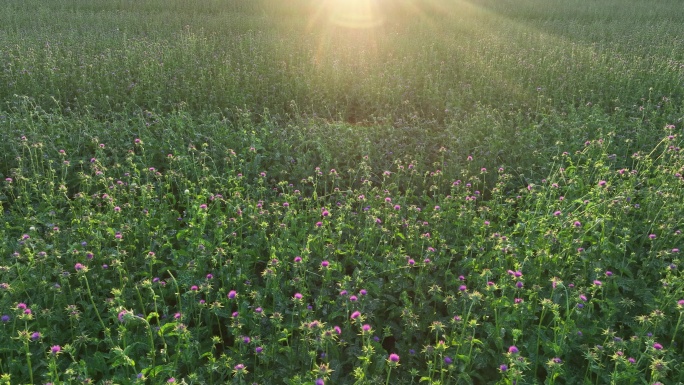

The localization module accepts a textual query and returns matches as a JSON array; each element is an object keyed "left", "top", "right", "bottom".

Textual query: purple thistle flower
[
  {"left": 321, "top": 260, "right": 329, "bottom": 268},
  {"left": 315, "top": 379, "right": 325, "bottom": 385},
  {"left": 508, "top": 346, "right": 519, "bottom": 354},
  {"left": 351, "top": 311, "right": 361, "bottom": 319},
  {"left": 500, "top": 364, "right": 508, "bottom": 371},
  {"left": 653, "top": 342, "right": 663, "bottom": 350},
  {"left": 74, "top": 263, "right": 85, "bottom": 271},
  {"left": 389, "top": 353, "right": 400, "bottom": 362},
  {"left": 362, "top": 324, "right": 371, "bottom": 332},
  {"left": 50, "top": 345, "right": 61, "bottom": 355},
  {"left": 1, "top": 315, "right": 9, "bottom": 322},
  {"left": 227, "top": 290, "right": 237, "bottom": 299},
  {"left": 593, "top": 280, "right": 602, "bottom": 286},
  {"left": 31, "top": 332, "right": 41, "bottom": 340},
  {"left": 294, "top": 293, "right": 303, "bottom": 300},
  {"left": 444, "top": 356, "right": 453, "bottom": 364}
]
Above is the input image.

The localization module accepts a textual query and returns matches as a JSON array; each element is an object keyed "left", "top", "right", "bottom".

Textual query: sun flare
[{"left": 327, "top": 0, "right": 384, "bottom": 29}]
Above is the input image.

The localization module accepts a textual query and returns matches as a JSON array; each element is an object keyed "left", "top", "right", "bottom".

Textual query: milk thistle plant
[
  {"left": 2, "top": 119, "right": 684, "bottom": 384},
  {"left": 1, "top": 0, "right": 684, "bottom": 383}
]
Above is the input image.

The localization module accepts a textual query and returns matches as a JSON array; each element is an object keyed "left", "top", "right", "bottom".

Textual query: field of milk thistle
[{"left": 1, "top": 0, "right": 684, "bottom": 384}]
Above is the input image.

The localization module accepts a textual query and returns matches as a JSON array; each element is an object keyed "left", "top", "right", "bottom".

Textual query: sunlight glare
[{"left": 328, "top": 0, "right": 384, "bottom": 29}]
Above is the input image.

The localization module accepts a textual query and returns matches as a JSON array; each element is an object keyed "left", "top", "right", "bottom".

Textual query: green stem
[
  {"left": 670, "top": 311, "right": 683, "bottom": 349},
  {"left": 149, "top": 286, "right": 168, "bottom": 357},
  {"left": 50, "top": 355, "right": 60, "bottom": 385},
  {"left": 533, "top": 307, "right": 548, "bottom": 377},
  {"left": 137, "top": 315, "right": 157, "bottom": 366},
  {"left": 385, "top": 366, "right": 393, "bottom": 385},
  {"left": 81, "top": 274, "right": 110, "bottom": 343},
  {"left": 458, "top": 301, "right": 475, "bottom": 355},
  {"left": 23, "top": 340, "right": 34, "bottom": 385},
  {"left": 439, "top": 352, "right": 445, "bottom": 384}
]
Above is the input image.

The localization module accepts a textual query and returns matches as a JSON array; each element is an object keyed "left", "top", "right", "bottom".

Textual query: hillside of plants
[{"left": 1, "top": 0, "right": 683, "bottom": 384}]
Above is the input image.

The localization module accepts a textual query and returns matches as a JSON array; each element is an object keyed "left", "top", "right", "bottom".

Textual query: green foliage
[{"left": 1, "top": 0, "right": 684, "bottom": 384}]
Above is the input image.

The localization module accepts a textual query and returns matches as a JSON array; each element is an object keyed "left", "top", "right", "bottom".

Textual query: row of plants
[{"left": 1, "top": 115, "right": 683, "bottom": 383}]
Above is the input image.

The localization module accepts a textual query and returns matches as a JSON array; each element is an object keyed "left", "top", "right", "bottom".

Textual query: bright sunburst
[{"left": 326, "top": 0, "right": 384, "bottom": 29}]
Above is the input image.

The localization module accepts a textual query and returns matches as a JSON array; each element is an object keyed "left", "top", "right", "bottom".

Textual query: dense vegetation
[{"left": 1, "top": 0, "right": 683, "bottom": 384}]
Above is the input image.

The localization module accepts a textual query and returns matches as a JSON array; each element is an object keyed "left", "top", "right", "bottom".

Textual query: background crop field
[
  {"left": 1, "top": 0, "right": 684, "bottom": 384},
  {"left": 1, "top": 0, "right": 683, "bottom": 178}
]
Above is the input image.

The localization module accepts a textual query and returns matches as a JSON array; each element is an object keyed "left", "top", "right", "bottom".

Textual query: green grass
[{"left": 1, "top": 0, "right": 684, "bottom": 384}]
